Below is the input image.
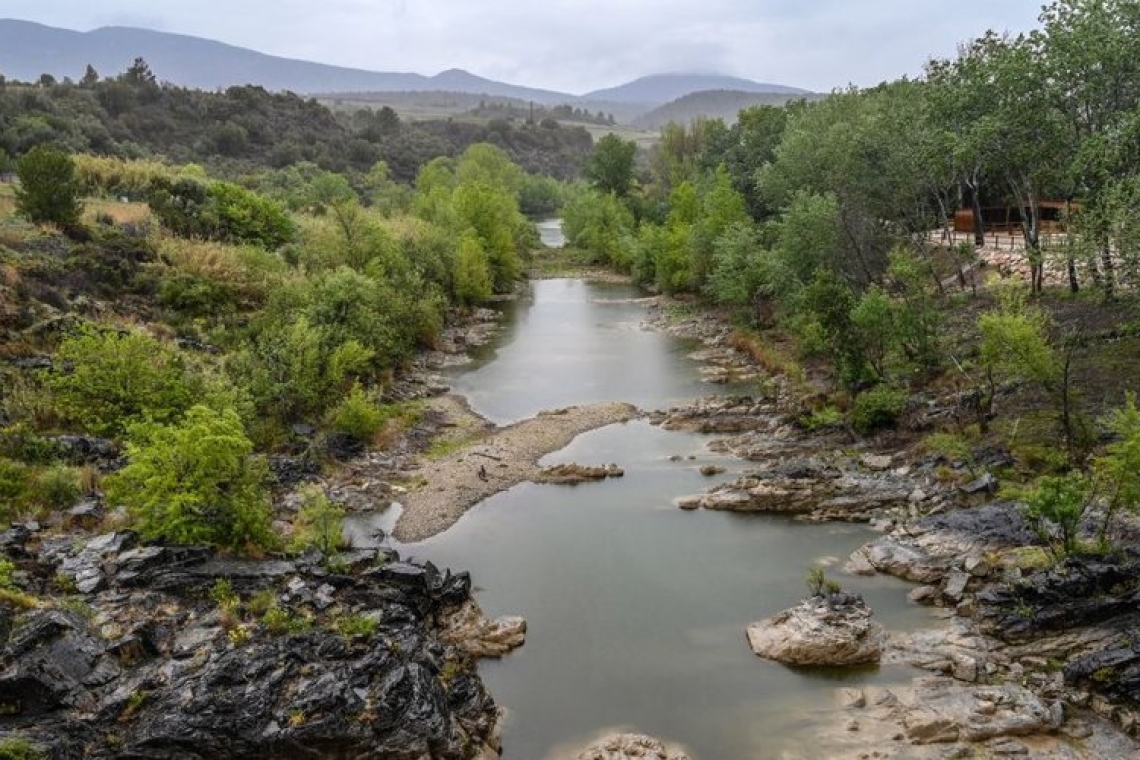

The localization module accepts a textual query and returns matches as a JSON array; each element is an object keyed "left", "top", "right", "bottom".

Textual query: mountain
[
  {"left": 0, "top": 20, "right": 571, "bottom": 102},
  {"left": 584, "top": 74, "right": 808, "bottom": 104},
  {"left": 0, "top": 19, "right": 808, "bottom": 118},
  {"left": 633, "top": 89, "right": 824, "bottom": 129}
]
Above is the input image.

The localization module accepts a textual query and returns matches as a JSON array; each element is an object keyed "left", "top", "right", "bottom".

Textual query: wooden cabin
[{"left": 953, "top": 200, "right": 1078, "bottom": 234}]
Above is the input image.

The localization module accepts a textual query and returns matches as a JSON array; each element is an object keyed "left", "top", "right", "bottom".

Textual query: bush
[
  {"left": 326, "top": 384, "right": 384, "bottom": 443},
  {"left": 0, "top": 459, "right": 32, "bottom": 517},
  {"left": 47, "top": 327, "right": 198, "bottom": 438},
  {"left": 289, "top": 486, "right": 345, "bottom": 556},
  {"left": 105, "top": 406, "right": 275, "bottom": 551},
  {"left": 36, "top": 464, "right": 81, "bottom": 510},
  {"left": 0, "top": 423, "right": 63, "bottom": 464},
  {"left": 16, "top": 145, "right": 83, "bottom": 231},
  {"left": 1024, "top": 473, "right": 1089, "bottom": 558},
  {"left": 850, "top": 385, "right": 908, "bottom": 435}
]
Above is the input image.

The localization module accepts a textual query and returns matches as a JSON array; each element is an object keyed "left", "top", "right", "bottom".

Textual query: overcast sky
[{"left": 7, "top": 1, "right": 1046, "bottom": 94}]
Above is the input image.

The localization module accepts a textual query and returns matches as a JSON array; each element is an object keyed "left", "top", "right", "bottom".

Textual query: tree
[
  {"left": 15, "top": 145, "right": 83, "bottom": 231},
  {"left": 585, "top": 134, "right": 637, "bottom": 197},
  {"left": 80, "top": 64, "right": 99, "bottom": 87},
  {"left": 106, "top": 406, "right": 275, "bottom": 551}
]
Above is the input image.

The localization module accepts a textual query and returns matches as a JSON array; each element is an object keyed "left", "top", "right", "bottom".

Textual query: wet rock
[
  {"left": 323, "top": 431, "right": 366, "bottom": 461},
  {"left": 861, "top": 453, "right": 894, "bottom": 471},
  {"left": 699, "top": 464, "right": 725, "bottom": 476},
  {"left": 977, "top": 553, "right": 1140, "bottom": 645},
  {"left": 268, "top": 454, "right": 320, "bottom": 486},
  {"left": 536, "top": 462, "right": 624, "bottom": 484},
  {"left": 901, "top": 678, "right": 1061, "bottom": 744},
  {"left": 1, "top": 539, "right": 506, "bottom": 759},
  {"left": 943, "top": 570, "right": 971, "bottom": 603},
  {"left": 50, "top": 435, "right": 119, "bottom": 465},
  {"left": 64, "top": 498, "right": 103, "bottom": 531},
  {"left": 440, "top": 600, "right": 527, "bottom": 658},
  {"left": 747, "top": 595, "right": 887, "bottom": 667},
  {"left": 576, "top": 732, "right": 691, "bottom": 760},
  {"left": 961, "top": 472, "right": 999, "bottom": 495}
]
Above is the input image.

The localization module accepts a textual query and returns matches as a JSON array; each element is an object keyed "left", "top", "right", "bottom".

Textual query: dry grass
[{"left": 83, "top": 198, "right": 151, "bottom": 225}]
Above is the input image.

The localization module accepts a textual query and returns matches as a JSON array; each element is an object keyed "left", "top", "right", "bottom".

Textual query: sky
[{"left": 5, "top": 1, "right": 1047, "bottom": 94}]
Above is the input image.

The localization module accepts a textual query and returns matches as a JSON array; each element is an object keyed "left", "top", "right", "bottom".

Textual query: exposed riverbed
[{"left": 353, "top": 278, "right": 943, "bottom": 757}]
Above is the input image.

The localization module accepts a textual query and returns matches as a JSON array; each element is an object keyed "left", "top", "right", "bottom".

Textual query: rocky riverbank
[
  {"left": 0, "top": 523, "right": 514, "bottom": 759},
  {"left": 640, "top": 299, "right": 1140, "bottom": 757}
]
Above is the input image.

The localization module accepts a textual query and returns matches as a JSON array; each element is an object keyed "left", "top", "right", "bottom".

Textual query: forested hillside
[
  {"left": 565, "top": 0, "right": 1140, "bottom": 476},
  {"left": 0, "top": 60, "right": 593, "bottom": 181}
]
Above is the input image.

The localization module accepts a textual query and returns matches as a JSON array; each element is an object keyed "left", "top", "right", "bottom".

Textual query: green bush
[
  {"left": 148, "top": 177, "right": 296, "bottom": 249},
  {"left": 850, "top": 385, "right": 908, "bottom": 434},
  {"left": 105, "top": 406, "right": 275, "bottom": 551},
  {"left": 1024, "top": 473, "right": 1090, "bottom": 558},
  {"left": 36, "top": 464, "right": 81, "bottom": 510},
  {"left": 0, "top": 423, "right": 63, "bottom": 464},
  {"left": 15, "top": 145, "right": 83, "bottom": 231},
  {"left": 326, "top": 384, "right": 384, "bottom": 443},
  {"left": 0, "top": 458, "right": 32, "bottom": 517},
  {"left": 289, "top": 486, "right": 345, "bottom": 556},
  {"left": 47, "top": 327, "right": 198, "bottom": 438}
]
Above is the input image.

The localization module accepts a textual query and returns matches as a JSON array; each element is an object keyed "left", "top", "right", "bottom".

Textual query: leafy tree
[
  {"left": 453, "top": 231, "right": 493, "bottom": 304},
  {"left": 15, "top": 144, "right": 83, "bottom": 230},
  {"left": 1024, "top": 473, "right": 1089, "bottom": 558},
  {"left": 289, "top": 486, "right": 345, "bottom": 555},
  {"left": 106, "top": 406, "right": 275, "bottom": 551},
  {"left": 585, "top": 133, "right": 637, "bottom": 197},
  {"left": 561, "top": 186, "right": 635, "bottom": 269},
  {"left": 47, "top": 328, "right": 198, "bottom": 438},
  {"left": 1092, "top": 393, "right": 1140, "bottom": 544}
]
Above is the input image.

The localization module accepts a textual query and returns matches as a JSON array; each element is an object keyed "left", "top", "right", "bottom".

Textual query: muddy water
[{"left": 397, "top": 279, "right": 934, "bottom": 757}]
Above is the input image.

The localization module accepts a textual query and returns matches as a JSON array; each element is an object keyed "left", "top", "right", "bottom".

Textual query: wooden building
[{"left": 953, "top": 200, "right": 1078, "bottom": 235}]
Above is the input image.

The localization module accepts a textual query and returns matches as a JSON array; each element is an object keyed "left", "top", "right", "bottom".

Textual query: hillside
[
  {"left": 0, "top": 19, "right": 807, "bottom": 119},
  {"left": 633, "top": 89, "right": 824, "bottom": 128},
  {"left": 584, "top": 74, "right": 807, "bottom": 104},
  {"left": 0, "top": 20, "right": 570, "bottom": 102}
]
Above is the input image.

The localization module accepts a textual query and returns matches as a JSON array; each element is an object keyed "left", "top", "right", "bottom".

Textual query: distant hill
[
  {"left": 0, "top": 20, "right": 570, "bottom": 103},
  {"left": 584, "top": 74, "right": 808, "bottom": 105},
  {"left": 0, "top": 19, "right": 810, "bottom": 123},
  {"left": 634, "top": 89, "right": 824, "bottom": 129}
]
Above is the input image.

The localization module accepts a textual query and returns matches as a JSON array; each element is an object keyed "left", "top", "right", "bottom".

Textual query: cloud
[{"left": 6, "top": 0, "right": 1044, "bottom": 93}]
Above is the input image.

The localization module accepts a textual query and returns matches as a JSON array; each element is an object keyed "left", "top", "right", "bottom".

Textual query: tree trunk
[
  {"left": 966, "top": 178, "right": 985, "bottom": 248},
  {"left": 1100, "top": 243, "right": 1115, "bottom": 302}
]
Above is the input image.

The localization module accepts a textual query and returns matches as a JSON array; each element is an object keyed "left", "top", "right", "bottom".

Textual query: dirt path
[{"left": 392, "top": 398, "right": 640, "bottom": 542}]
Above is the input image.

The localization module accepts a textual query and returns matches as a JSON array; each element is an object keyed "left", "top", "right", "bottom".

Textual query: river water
[{"left": 392, "top": 278, "right": 933, "bottom": 758}]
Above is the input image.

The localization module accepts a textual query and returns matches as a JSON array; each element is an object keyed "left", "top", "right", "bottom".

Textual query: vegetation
[
  {"left": 105, "top": 407, "right": 274, "bottom": 551},
  {"left": 15, "top": 144, "right": 83, "bottom": 231}
]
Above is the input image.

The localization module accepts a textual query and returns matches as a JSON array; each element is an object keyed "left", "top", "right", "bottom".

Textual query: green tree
[
  {"left": 106, "top": 406, "right": 275, "bottom": 551},
  {"left": 48, "top": 328, "right": 197, "bottom": 438},
  {"left": 453, "top": 231, "right": 493, "bottom": 304},
  {"left": 15, "top": 144, "right": 83, "bottom": 230},
  {"left": 585, "top": 133, "right": 637, "bottom": 197}
]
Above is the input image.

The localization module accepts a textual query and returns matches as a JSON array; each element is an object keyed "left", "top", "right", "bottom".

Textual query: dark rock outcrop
[{"left": 0, "top": 532, "right": 504, "bottom": 759}]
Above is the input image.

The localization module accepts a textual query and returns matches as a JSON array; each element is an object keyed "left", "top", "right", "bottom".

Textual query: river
[{"left": 389, "top": 277, "right": 934, "bottom": 758}]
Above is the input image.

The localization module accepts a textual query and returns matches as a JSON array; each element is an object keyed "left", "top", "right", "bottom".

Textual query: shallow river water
[{"left": 393, "top": 278, "right": 934, "bottom": 758}]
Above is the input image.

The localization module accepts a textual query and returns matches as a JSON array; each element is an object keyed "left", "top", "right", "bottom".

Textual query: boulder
[
  {"left": 576, "top": 732, "right": 690, "bottom": 760},
  {"left": 901, "top": 678, "right": 1061, "bottom": 744},
  {"left": 537, "top": 462, "right": 624, "bottom": 485},
  {"left": 747, "top": 594, "right": 887, "bottom": 667}
]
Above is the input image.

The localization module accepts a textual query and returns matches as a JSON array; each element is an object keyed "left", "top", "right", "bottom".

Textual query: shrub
[
  {"left": 850, "top": 385, "right": 908, "bottom": 435},
  {"left": 1023, "top": 473, "right": 1090, "bottom": 558},
  {"left": 36, "top": 464, "right": 81, "bottom": 510},
  {"left": 15, "top": 145, "right": 83, "bottom": 231},
  {"left": 289, "top": 486, "right": 345, "bottom": 556},
  {"left": 47, "top": 327, "right": 197, "bottom": 438},
  {"left": 105, "top": 406, "right": 275, "bottom": 551},
  {"left": 0, "top": 423, "right": 63, "bottom": 464},
  {"left": 326, "top": 384, "right": 384, "bottom": 443},
  {"left": 0, "top": 458, "right": 32, "bottom": 517}
]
